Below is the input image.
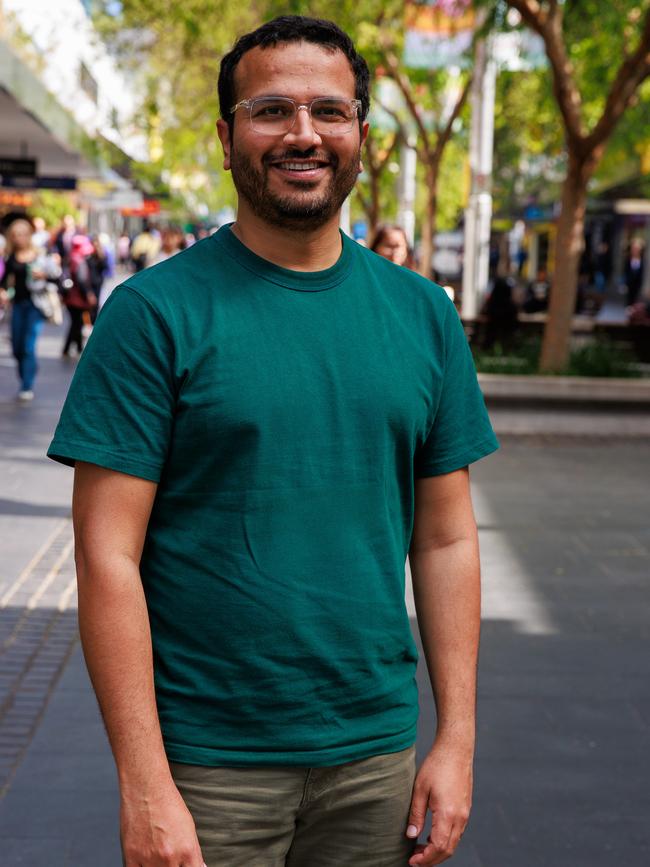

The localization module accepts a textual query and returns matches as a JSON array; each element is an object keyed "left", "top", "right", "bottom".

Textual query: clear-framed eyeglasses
[{"left": 230, "top": 96, "right": 362, "bottom": 136}]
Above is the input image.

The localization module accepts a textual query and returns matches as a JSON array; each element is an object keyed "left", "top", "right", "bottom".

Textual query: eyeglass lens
[{"left": 249, "top": 98, "right": 357, "bottom": 134}]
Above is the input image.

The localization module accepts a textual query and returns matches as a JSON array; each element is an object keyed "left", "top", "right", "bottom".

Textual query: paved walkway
[{"left": 1, "top": 320, "right": 649, "bottom": 865}]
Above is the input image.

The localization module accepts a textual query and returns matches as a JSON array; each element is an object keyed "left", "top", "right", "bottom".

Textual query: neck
[
  {"left": 230, "top": 204, "right": 343, "bottom": 271},
  {"left": 15, "top": 245, "right": 36, "bottom": 260}
]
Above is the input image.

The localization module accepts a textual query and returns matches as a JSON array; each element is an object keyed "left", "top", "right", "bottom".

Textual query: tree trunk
[
  {"left": 539, "top": 153, "right": 594, "bottom": 372},
  {"left": 356, "top": 170, "right": 380, "bottom": 240},
  {"left": 418, "top": 164, "right": 437, "bottom": 280},
  {"left": 368, "top": 168, "right": 381, "bottom": 240}
]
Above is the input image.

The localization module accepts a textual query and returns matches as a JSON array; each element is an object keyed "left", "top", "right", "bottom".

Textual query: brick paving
[
  {"left": 1, "top": 320, "right": 650, "bottom": 865},
  {"left": 0, "top": 518, "right": 77, "bottom": 798}
]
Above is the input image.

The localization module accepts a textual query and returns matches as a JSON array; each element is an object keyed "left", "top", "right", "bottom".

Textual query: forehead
[
  {"left": 382, "top": 230, "right": 406, "bottom": 244},
  {"left": 234, "top": 41, "right": 356, "bottom": 101}
]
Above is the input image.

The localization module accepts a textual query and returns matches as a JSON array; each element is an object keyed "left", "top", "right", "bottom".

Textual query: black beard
[{"left": 229, "top": 146, "right": 360, "bottom": 230}]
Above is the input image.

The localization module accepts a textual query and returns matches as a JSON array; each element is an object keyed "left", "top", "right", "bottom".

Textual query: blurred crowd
[
  {"left": 479, "top": 235, "right": 648, "bottom": 351},
  {"left": 1, "top": 214, "right": 646, "bottom": 401},
  {"left": 0, "top": 215, "right": 191, "bottom": 401}
]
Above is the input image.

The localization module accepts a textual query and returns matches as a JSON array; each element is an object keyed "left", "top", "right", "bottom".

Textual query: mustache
[{"left": 264, "top": 150, "right": 337, "bottom": 166}]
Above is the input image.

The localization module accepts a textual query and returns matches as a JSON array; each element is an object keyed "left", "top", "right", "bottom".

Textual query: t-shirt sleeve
[
  {"left": 415, "top": 298, "right": 499, "bottom": 477},
  {"left": 47, "top": 285, "right": 177, "bottom": 482}
]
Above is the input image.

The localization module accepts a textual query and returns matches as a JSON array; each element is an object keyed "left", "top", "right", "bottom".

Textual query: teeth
[{"left": 276, "top": 162, "right": 322, "bottom": 170}]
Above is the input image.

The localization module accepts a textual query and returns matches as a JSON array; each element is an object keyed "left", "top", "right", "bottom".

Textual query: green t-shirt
[{"left": 48, "top": 225, "right": 498, "bottom": 767}]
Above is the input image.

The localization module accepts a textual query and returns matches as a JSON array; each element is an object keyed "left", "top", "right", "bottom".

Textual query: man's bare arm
[
  {"left": 73, "top": 461, "right": 204, "bottom": 867},
  {"left": 405, "top": 467, "right": 480, "bottom": 867}
]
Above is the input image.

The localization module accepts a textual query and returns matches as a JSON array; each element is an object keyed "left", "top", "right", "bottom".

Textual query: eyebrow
[{"left": 245, "top": 93, "right": 352, "bottom": 101}]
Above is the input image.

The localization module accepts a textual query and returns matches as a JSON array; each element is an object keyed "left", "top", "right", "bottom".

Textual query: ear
[{"left": 216, "top": 119, "right": 232, "bottom": 171}]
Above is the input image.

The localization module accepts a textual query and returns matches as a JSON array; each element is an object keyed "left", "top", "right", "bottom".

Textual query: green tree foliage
[
  {"left": 355, "top": 126, "right": 400, "bottom": 235},
  {"left": 592, "top": 76, "right": 650, "bottom": 189},
  {"left": 492, "top": 68, "right": 564, "bottom": 215},
  {"left": 492, "top": 0, "right": 650, "bottom": 371},
  {"left": 435, "top": 136, "right": 471, "bottom": 232},
  {"left": 93, "top": 0, "right": 471, "bottom": 245},
  {"left": 93, "top": 0, "right": 261, "bottom": 217},
  {"left": 492, "top": 4, "right": 650, "bottom": 211},
  {"left": 29, "top": 192, "right": 80, "bottom": 228}
]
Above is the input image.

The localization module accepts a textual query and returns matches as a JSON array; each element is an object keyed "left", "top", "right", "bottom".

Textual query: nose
[{"left": 283, "top": 105, "right": 322, "bottom": 149}]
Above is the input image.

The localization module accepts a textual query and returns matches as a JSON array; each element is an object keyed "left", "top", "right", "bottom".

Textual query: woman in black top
[{"left": 0, "top": 219, "right": 55, "bottom": 400}]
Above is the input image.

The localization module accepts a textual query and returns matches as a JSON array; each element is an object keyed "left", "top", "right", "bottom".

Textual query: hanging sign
[{"left": 0, "top": 157, "right": 37, "bottom": 177}]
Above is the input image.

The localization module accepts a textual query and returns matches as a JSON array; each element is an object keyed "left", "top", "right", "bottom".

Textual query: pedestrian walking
[
  {"left": 1, "top": 218, "right": 61, "bottom": 401},
  {"left": 622, "top": 238, "right": 645, "bottom": 307},
  {"left": 481, "top": 276, "right": 519, "bottom": 350},
  {"left": 61, "top": 234, "right": 96, "bottom": 357},
  {"left": 523, "top": 268, "right": 550, "bottom": 314},
  {"left": 117, "top": 232, "right": 132, "bottom": 269},
  {"left": 31, "top": 216, "right": 52, "bottom": 251},
  {"left": 593, "top": 241, "right": 611, "bottom": 295},
  {"left": 86, "top": 235, "right": 110, "bottom": 321},
  {"left": 53, "top": 213, "right": 78, "bottom": 278},
  {"left": 48, "top": 15, "right": 498, "bottom": 867}
]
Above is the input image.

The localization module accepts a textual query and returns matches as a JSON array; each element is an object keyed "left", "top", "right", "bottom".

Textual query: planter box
[{"left": 478, "top": 374, "right": 650, "bottom": 404}]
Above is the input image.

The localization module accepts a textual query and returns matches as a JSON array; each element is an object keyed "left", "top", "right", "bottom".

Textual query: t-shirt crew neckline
[{"left": 212, "top": 222, "right": 354, "bottom": 292}]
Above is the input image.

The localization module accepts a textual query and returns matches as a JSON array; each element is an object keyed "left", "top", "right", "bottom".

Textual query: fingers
[
  {"left": 407, "top": 819, "right": 466, "bottom": 866},
  {"left": 405, "top": 783, "right": 428, "bottom": 843},
  {"left": 407, "top": 829, "right": 453, "bottom": 866}
]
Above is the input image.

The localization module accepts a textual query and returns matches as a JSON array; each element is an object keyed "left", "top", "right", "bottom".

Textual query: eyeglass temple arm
[{"left": 230, "top": 99, "right": 252, "bottom": 114}]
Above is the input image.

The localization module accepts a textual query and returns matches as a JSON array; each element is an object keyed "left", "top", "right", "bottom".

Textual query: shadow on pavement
[
  {"left": 416, "top": 440, "right": 650, "bottom": 867},
  {"left": 0, "top": 498, "right": 71, "bottom": 518}
]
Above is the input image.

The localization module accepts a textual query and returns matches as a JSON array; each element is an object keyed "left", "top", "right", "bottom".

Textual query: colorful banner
[{"left": 403, "top": 0, "right": 475, "bottom": 69}]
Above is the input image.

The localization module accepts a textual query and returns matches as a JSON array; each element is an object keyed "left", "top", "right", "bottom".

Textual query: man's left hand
[{"left": 405, "top": 739, "right": 473, "bottom": 865}]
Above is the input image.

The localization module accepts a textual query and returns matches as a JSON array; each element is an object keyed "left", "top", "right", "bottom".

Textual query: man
[
  {"left": 623, "top": 237, "right": 645, "bottom": 307},
  {"left": 48, "top": 16, "right": 498, "bottom": 867}
]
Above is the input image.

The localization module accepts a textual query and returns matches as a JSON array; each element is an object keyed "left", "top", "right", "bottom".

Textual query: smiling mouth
[
  {"left": 278, "top": 161, "right": 324, "bottom": 171},
  {"left": 269, "top": 158, "right": 331, "bottom": 173}
]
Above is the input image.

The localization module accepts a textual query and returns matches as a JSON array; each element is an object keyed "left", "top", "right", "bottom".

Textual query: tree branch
[
  {"left": 378, "top": 132, "right": 399, "bottom": 172},
  {"left": 505, "top": 0, "right": 547, "bottom": 35},
  {"left": 380, "top": 48, "right": 432, "bottom": 160},
  {"left": 433, "top": 73, "right": 472, "bottom": 165},
  {"left": 364, "top": 132, "right": 377, "bottom": 166},
  {"left": 374, "top": 99, "right": 410, "bottom": 148},
  {"left": 583, "top": 7, "right": 650, "bottom": 155},
  {"left": 355, "top": 186, "right": 371, "bottom": 218},
  {"left": 506, "top": 0, "right": 585, "bottom": 148}
]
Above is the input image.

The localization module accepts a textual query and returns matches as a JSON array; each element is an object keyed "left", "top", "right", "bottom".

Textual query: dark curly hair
[{"left": 218, "top": 16, "right": 370, "bottom": 134}]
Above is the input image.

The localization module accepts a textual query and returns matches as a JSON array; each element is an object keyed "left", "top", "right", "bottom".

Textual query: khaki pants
[{"left": 168, "top": 745, "right": 417, "bottom": 867}]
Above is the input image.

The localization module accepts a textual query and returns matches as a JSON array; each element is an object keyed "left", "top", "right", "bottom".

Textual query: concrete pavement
[{"left": 1, "top": 319, "right": 650, "bottom": 865}]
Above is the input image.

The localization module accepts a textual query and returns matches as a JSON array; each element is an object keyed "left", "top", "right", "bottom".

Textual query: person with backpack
[{"left": 61, "top": 234, "right": 96, "bottom": 357}]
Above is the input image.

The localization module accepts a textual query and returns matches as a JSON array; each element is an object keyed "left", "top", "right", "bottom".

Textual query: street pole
[{"left": 462, "top": 35, "right": 496, "bottom": 320}]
